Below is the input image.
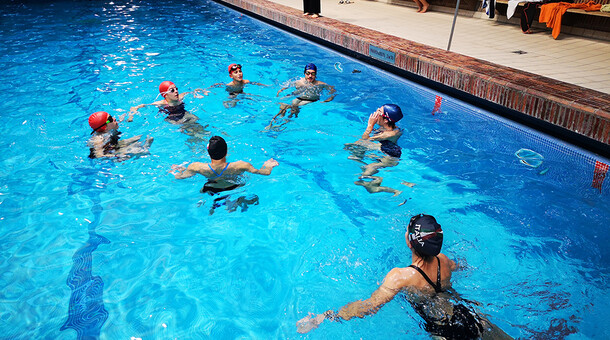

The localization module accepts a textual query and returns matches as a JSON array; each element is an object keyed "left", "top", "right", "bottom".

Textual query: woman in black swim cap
[{"left": 297, "top": 214, "right": 513, "bottom": 339}]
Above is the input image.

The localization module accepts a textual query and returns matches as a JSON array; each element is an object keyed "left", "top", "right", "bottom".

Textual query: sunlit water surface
[{"left": 1, "top": 0, "right": 609, "bottom": 339}]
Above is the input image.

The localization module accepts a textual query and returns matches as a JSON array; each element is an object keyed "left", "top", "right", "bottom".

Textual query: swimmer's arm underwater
[
  {"left": 321, "top": 84, "right": 336, "bottom": 103},
  {"left": 276, "top": 86, "right": 289, "bottom": 97},
  {"left": 297, "top": 268, "right": 408, "bottom": 333},
  {"left": 190, "top": 88, "right": 210, "bottom": 98},
  {"left": 368, "top": 130, "right": 399, "bottom": 141},
  {"left": 250, "top": 81, "right": 269, "bottom": 87}
]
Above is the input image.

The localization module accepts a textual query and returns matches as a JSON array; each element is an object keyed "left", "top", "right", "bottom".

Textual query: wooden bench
[{"left": 495, "top": 0, "right": 610, "bottom": 33}]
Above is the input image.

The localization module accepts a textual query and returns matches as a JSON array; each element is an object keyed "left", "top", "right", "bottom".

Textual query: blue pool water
[{"left": 1, "top": 0, "right": 609, "bottom": 339}]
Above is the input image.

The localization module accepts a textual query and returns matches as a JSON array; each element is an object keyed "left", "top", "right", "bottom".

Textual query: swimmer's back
[
  {"left": 188, "top": 160, "right": 253, "bottom": 180},
  {"left": 402, "top": 253, "right": 456, "bottom": 294}
]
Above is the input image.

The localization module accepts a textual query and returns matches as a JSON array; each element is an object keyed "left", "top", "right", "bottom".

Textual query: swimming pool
[{"left": 1, "top": 0, "right": 609, "bottom": 338}]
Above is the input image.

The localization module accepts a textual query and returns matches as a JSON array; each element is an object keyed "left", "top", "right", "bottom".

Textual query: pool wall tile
[{"left": 217, "top": 0, "right": 610, "bottom": 148}]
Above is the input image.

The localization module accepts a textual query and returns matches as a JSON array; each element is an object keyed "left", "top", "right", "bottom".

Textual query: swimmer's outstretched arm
[
  {"left": 205, "top": 83, "right": 227, "bottom": 91},
  {"left": 117, "top": 135, "right": 142, "bottom": 147},
  {"left": 128, "top": 100, "right": 165, "bottom": 122},
  {"left": 297, "top": 268, "right": 408, "bottom": 333},
  {"left": 236, "top": 159, "right": 279, "bottom": 176},
  {"left": 250, "top": 81, "right": 269, "bottom": 87},
  {"left": 171, "top": 162, "right": 206, "bottom": 179}
]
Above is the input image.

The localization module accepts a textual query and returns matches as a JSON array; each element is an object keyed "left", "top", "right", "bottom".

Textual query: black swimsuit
[
  {"left": 200, "top": 163, "right": 243, "bottom": 195},
  {"left": 160, "top": 103, "right": 187, "bottom": 122},
  {"left": 380, "top": 140, "right": 402, "bottom": 158},
  {"left": 89, "top": 131, "right": 121, "bottom": 159},
  {"left": 409, "top": 257, "right": 484, "bottom": 340},
  {"left": 409, "top": 257, "right": 442, "bottom": 293}
]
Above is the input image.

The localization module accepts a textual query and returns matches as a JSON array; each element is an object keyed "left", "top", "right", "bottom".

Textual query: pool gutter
[{"left": 213, "top": 0, "right": 610, "bottom": 158}]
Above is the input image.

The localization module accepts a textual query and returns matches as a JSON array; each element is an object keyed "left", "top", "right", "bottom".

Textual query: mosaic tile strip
[{"left": 217, "top": 0, "right": 610, "bottom": 146}]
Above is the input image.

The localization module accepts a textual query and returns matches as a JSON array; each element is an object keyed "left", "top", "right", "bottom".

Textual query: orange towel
[{"left": 539, "top": 1, "right": 599, "bottom": 39}]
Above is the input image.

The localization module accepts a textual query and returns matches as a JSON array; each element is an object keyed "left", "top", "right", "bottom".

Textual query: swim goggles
[
  {"left": 229, "top": 64, "right": 242, "bottom": 72},
  {"left": 381, "top": 110, "right": 398, "bottom": 123},
  {"left": 91, "top": 114, "right": 114, "bottom": 134},
  {"left": 305, "top": 71, "right": 316, "bottom": 75},
  {"left": 164, "top": 87, "right": 178, "bottom": 94},
  {"left": 156, "top": 87, "right": 178, "bottom": 101}
]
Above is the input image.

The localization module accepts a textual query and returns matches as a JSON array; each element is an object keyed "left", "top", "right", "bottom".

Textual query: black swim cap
[
  {"left": 408, "top": 214, "right": 443, "bottom": 257},
  {"left": 207, "top": 136, "right": 227, "bottom": 160}
]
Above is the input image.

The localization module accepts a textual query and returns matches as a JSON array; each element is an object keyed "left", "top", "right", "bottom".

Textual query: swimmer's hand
[
  {"left": 362, "top": 111, "right": 381, "bottom": 139},
  {"left": 128, "top": 105, "right": 143, "bottom": 122},
  {"left": 170, "top": 162, "right": 189, "bottom": 175},
  {"left": 367, "top": 111, "right": 381, "bottom": 126},
  {"left": 193, "top": 89, "right": 210, "bottom": 98},
  {"left": 296, "top": 313, "right": 325, "bottom": 334},
  {"left": 263, "top": 158, "right": 279, "bottom": 168}
]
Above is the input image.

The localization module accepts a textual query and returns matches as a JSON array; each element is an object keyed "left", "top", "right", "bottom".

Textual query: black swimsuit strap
[{"left": 409, "top": 256, "right": 443, "bottom": 293}]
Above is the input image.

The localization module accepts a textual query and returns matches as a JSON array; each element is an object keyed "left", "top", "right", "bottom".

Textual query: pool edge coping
[{"left": 213, "top": 0, "right": 610, "bottom": 158}]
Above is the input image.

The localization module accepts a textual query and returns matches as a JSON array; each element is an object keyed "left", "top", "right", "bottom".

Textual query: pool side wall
[{"left": 213, "top": 0, "right": 610, "bottom": 157}]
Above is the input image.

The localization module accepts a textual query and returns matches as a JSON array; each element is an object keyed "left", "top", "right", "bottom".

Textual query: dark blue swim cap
[
  {"left": 304, "top": 63, "right": 317, "bottom": 73},
  {"left": 382, "top": 104, "right": 403, "bottom": 123},
  {"left": 408, "top": 214, "right": 443, "bottom": 257}
]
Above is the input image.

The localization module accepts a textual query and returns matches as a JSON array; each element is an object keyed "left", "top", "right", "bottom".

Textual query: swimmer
[
  {"left": 346, "top": 104, "right": 405, "bottom": 195},
  {"left": 266, "top": 63, "right": 335, "bottom": 130},
  {"left": 209, "top": 64, "right": 267, "bottom": 108},
  {"left": 128, "top": 80, "right": 209, "bottom": 123},
  {"left": 129, "top": 81, "right": 210, "bottom": 149},
  {"left": 87, "top": 111, "right": 153, "bottom": 160},
  {"left": 170, "top": 136, "right": 279, "bottom": 213},
  {"left": 297, "top": 214, "right": 513, "bottom": 339}
]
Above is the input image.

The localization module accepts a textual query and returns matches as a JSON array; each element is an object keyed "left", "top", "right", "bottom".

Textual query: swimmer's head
[
  {"left": 207, "top": 136, "right": 228, "bottom": 160},
  {"left": 159, "top": 81, "right": 176, "bottom": 98},
  {"left": 304, "top": 63, "right": 317, "bottom": 74},
  {"left": 407, "top": 214, "right": 443, "bottom": 258},
  {"left": 382, "top": 104, "right": 403, "bottom": 124},
  {"left": 228, "top": 63, "right": 242, "bottom": 75},
  {"left": 89, "top": 111, "right": 114, "bottom": 134}
]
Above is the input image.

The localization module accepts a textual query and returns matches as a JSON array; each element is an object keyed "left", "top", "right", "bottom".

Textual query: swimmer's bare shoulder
[
  {"left": 383, "top": 266, "right": 420, "bottom": 291},
  {"left": 180, "top": 162, "right": 211, "bottom": 178},
  {"left": 232, "top": 160, "right": 256, "bottom": 173},
  {"left": 438, "top": 253, "right": 457, "bottom": 272}
]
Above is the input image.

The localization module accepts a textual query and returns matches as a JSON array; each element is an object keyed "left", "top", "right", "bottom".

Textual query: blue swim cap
[
  {"left": 304, "top": 63, "right": 317, "bottom": 73},
  {"left": 382, "top": 104, "right": 403, "bottom": 123}
]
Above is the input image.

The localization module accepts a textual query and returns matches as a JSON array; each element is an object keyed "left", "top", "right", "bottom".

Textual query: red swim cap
[
  {"left": 89, "top": 111, "right": 109, "bottom": 132},
  {"left": 159, "top": 81, "right": 175, "bottom": 95},
  {"left": 228, "top": 63, "right": 241, "bottom": 75}
]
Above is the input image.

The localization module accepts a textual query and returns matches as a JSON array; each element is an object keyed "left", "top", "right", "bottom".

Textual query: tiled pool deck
[{"left": 215, "top": 0, "right": 610, "bottom": 155}]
